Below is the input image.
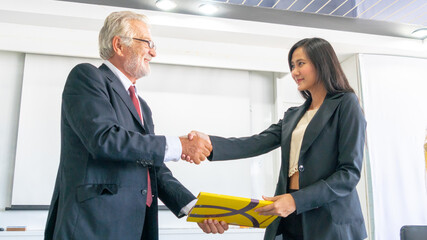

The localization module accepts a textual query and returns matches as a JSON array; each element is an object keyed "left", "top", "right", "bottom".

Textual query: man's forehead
[{"left": 129, "top": 19, "right": 151, "bottom": 37}]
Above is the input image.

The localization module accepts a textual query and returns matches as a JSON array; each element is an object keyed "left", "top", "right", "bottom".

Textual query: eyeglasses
[{"left": 132, "top": 37, "right": 156, "bottom": 50}]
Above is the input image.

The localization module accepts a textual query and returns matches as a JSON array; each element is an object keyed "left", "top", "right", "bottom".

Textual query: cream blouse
[{"left": 288, "top": 108, "right": 318, "bottom": 177}]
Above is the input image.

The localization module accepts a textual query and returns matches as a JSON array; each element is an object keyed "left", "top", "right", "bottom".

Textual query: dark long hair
[{"left": 288, "top": 38, "right": 354, "bottom": 99}]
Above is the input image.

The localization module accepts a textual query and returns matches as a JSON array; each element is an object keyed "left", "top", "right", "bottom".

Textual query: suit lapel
[
  {"left": 99, "top": 64, "right": 146, "bottom": 131},
  {"left": 281, "top": 101, "right": 311, "bottom": 147},
  {"left": 139, "top": 97, "right": 154, "bottom": 134},
  {"left": 275, "top": 100, "right": 310, "bottom": 196},
  {"left": 299, "top": 93, "right": 343, "bottom": 157}
]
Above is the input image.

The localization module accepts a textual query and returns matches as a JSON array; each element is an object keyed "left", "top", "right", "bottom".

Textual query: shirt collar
[{"left": 104, "top": 60, "right": 136, "bottom": 93}]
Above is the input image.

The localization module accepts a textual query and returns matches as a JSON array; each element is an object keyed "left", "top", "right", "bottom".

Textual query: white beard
[{"left": 124, "top": 50, "right": 150, "bottom": 79}]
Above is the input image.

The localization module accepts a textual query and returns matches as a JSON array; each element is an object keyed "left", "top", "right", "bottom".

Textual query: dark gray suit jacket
[
  {"left": 210, "top": 92, "right": 367, "bottom": 240},
  {"left": 44, "top": 63, "right": 195, "bottom": 240}
]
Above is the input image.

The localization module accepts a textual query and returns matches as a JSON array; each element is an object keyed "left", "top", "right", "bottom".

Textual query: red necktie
[{"left": 129, "top": 85, "right": 153, "bottom": 207}]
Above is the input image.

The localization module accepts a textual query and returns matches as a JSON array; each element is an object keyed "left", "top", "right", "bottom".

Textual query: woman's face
[{"left": 290, "top": 47, "right": 319, "bottom": 93}]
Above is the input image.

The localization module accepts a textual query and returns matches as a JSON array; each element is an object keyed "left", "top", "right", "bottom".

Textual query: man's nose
[{"left": 149, "top": 48, "right": 157, "bottom": 57}]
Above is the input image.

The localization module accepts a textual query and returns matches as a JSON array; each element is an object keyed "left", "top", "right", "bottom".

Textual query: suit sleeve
[
  {"left": 292, "top": 93, "right": 367, "bottom": 214},
  {"left": 62, "top": 63, "right": 166, "bottom": 166},
  {"left": 209, "top": 120, "right": 283, "bottom": 161},
  {"left": 156, "top": 163, "right": 196, "bottom": 218}
]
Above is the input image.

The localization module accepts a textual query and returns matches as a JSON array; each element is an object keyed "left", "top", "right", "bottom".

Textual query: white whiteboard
[
  {"left": 12, "top": 54, "right": 275, "bottom": 205},
  {"left": 12, "top": 54, "right": 103, "bottom": 205}
]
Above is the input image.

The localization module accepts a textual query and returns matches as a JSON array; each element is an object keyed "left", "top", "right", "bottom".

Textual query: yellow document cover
[{"left": 187, "top": 192, "right": 278, "bottom": 228}]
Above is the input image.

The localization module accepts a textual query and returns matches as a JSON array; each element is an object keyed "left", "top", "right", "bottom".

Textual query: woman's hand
[{"left": 255, "top": 194, "right": 297, "bottom": 218}]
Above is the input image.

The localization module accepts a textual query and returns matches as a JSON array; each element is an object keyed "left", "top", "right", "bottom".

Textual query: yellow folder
[{"left": 187, "top": 192, "right": 278, "bottom": 228}]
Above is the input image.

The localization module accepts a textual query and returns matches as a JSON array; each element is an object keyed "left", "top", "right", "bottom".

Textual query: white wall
[
  {"left": 359, "top": 54, "right": 427, "bottom": 240},
  {"left": 0, "top": 0, "right": 427, "bottom": 239}
]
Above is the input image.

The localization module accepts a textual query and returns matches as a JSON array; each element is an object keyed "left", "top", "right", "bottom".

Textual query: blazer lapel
[
  {"left": 99, "top": 64, "right": 146, "bottom": 130},
  {"left": 281, "top": 101, "right": 311, "bottom": 147},
  {"left": 299, "top": 93, "right": 343, "bottom": 157},
  {"left": 276, "top": 100, "right": 311, "bottom": 196},
  {"left": 139, "top": 97, "right": 154, "bottom": 134}
]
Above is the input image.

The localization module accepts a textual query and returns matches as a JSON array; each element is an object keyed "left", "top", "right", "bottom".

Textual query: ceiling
[
  {"left": 59, "top": 0, "right": 426, "bottom": 39},
  {"left": 216, "top": 0, "right": 427, "bottom": 27},
  {"left": 1, "top": 1, "right": 425, "bottom": 73}
]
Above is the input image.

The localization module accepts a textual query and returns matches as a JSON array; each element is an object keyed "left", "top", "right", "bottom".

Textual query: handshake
[{"left": 179, "top": 131, "right": 211, "bottom": 164}]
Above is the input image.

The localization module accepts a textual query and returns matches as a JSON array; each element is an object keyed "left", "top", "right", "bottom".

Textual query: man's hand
[
  {"left": 197, "top": 219, "right": 229, "bottom": 234},
  {"left": 255, "top": 194, "right": 297, "bottom": 218},
  {"left": 179, "top": 135, "right": 212, "bottom": 164},
  {"left": 181, "top": 131, "right": 211, "bottom": 163},
  {"left": 187, "top": 130, "right": 211, "bottom": 144}
]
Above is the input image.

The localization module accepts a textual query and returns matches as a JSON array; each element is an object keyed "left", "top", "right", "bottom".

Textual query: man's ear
[{"left": 112, "top": 36, "right": 125, "bottom": 56}]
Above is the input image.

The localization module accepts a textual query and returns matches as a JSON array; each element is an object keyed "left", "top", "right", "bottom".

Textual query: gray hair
[{"left": 99, "top": 11, "right": 150, "bottom": 60}]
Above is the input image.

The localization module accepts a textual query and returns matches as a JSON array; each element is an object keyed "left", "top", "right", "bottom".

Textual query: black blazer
[
  {"left": 210, "top": 92, "right": 367, "bottom": 240},
  {"left": 45, "top": 63, "right": 195, "bottom": 240}
]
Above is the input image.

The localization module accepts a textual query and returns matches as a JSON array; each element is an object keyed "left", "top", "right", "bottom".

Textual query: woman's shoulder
[
  {"left": 341, "top": 92, "right": 360, "bottom": 105},
  {"left": 336, "top": 92, "right": 365, "bottom": 120},
  {"left": 286, "top": 102, "right": 307, "bottom": 113},
  {"left": 329, "top": 92, "right": 359, "bottom": 105},
  {"left": 281, "top": 103, "right": 305, "bottom": 120}
]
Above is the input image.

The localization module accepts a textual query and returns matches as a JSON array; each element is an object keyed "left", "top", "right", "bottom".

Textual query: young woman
[{"left": 188, "top": 38, "right": 367, "bottom": 240}]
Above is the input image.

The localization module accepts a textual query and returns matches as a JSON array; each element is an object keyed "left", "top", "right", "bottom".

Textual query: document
[{"left": 187, "top": 192, "right": 278, "bottom": 228}]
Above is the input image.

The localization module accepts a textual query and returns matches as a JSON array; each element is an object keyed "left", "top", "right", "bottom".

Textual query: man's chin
[{"left": 134, "top": 72, "right": 149, "bottom": 80}]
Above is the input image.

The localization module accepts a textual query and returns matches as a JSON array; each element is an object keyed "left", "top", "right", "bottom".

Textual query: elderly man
[{"left": 44, "top": 11, "right": 227, "bottom": 240}]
